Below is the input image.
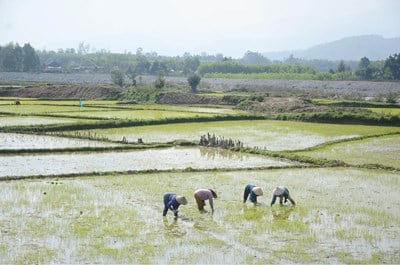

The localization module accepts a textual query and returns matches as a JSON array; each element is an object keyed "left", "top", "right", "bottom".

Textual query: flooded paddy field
[
  {"left": 82, "top": 120, "right": 400, "bottom": 151},
  {"left": 0, "top": 116, "right": 86, "bottom": 126},
  {"left": 53, "top": 109, "right": 217, "bottom": 120},
  {"left": 0, "top": 104, "right": 111, "bottom": 115},
  {"left": 1, "top": 97, "right": 400, "bottom": 263},
  {"left": 121, "top": 104, "right": 246, "bottom": 115},
  {"left": 0, "top": 147, "right": 295, "bottom": 178},
  {"left": 0, "top": 168, "right": 399, "bottom": 264},
  {"left": 0, "top": 133, "right": 120, "bottom": 150},
  {"left": 297, "top": 134, "right": 400, "bottom": 168}
]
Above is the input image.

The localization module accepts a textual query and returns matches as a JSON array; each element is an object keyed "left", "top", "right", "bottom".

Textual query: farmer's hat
[
  {"left": 176, "top": 196, "right": 188, "bottom": 205},
  {"left": 252, "top": 187, "right": 263, "bottom": 196},
  {"left": 209, "top": 188, "right": 218, "bottom": 198}
]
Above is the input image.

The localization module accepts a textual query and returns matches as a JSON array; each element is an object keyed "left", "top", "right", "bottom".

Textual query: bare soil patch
[
  {"left": 0, "top": 83, "right": 120, "bottom": 100},
  {"left": 248, "top": 97, "right": 330, "bottom": 113}
]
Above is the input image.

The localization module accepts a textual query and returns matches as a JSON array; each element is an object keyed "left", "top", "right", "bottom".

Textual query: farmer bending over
[
  {"left": 243, "top": 184, "right": 263, "bottom": 205},
  {"left": 163, "top": 192, "right": 188, "bottom": 217},
  {"left": 271, "top": 186, "right": 296, "bottom": 206},
  {"left": 194, "top": 188, "right": 217, "bottom": 213}
]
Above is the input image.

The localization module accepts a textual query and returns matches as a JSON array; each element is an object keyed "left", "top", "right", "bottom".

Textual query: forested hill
[{"left": 264, "top": 35, "right": 400, "bottom": 61}]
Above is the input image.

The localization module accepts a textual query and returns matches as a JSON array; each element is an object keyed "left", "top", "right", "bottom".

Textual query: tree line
[
  {"left": 0, "top": 43, "right": 40, "bottom": 72},
  {"left": 0, "top": 42, "right": 399, "bottom": 81}
]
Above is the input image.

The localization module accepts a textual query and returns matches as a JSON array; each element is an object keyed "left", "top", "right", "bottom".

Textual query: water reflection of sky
[
  {"left": 0, "top": 147, "right": 294, "bottom": 177},
  {"left": 0, "top": 133, "right": 118, "bottom": 149}
]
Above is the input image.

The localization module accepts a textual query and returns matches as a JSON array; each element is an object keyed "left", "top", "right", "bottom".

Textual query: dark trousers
[{"left": 194, "top": 193, "right": 205, "bottom": 210}]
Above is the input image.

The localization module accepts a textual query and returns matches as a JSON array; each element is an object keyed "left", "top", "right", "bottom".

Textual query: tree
[
  {"left": 78, "top": 42, "right": 90, "bottom": 54},
  {"left": 336, "top": 60, "right": 347, "bottom": 72},
  {"left": 14, "top": 43, "right": 24, "bottom": 71},
  {"left": 0, "top": 43, "right": 17, "bottom": 71},
  {"left": 187, "top": 73, "right": 201, "bottom": 93},
  {"left": 182, "top": 56, "right": 200, "bottom": 75},
  {"left": 154, "top": 72, "right": 166, "bottom": 89},
  {"left": 383, "top": 53, "right": 400, "bottom": 80},
  {"left": 126, "top": 66, "right": 137, "bottom": 86},
  {"left": 111, "top": 69, "right": 125, "bottom": 87},
  {"left": 23, "top": 43, "right": 40, "bottom": 72},
  {"left": 242, "top": 50, "right": 270, "bottom": 64},
  {"left": 355, "top": 56, "right": 372, "bottom": 80}
]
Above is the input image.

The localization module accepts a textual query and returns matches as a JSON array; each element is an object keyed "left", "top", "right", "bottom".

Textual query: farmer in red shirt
[{"left": 194, "top": 188, "right": 217, "bottom": 213}]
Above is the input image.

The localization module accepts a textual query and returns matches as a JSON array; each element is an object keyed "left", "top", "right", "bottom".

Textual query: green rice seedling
[
  {"left": 296, "top": 134, "right": 400, "bottom": 168},
  {"left": 13, "top": 247, "right": 56, "bottom": 265},
  {"left": 1, "top": 168, "right": 399, "bottom": 263},
  {"left": 367, "top": 108, "right": 400, "bottom": 115}
]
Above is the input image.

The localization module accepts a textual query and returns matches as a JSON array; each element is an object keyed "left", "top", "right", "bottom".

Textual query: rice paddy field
[
  {"left": 80, "top": 120, "right": 400, "bottom": 150},
  {"left": 0, "top": 98, "right": 399, "bottom": 264}
]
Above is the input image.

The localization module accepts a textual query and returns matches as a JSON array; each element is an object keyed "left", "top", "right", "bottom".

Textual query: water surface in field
[
  {"left": 0, "top": 168, "right": 399, "bottom": 264},
  {"left": 0, "top": 147, "right": 294, "bottom": 177},
  {"left": 0, "top": 116, "right": 82, "bottom": 126},
  {"left": 297, "top": 134, "right": 400, "bottom": 168},
  {"left": 0, "top": 133, "right": 119, "bottom": 150},
  {"left": 84, "top": 120, "right": 400, "bottom": 151}
]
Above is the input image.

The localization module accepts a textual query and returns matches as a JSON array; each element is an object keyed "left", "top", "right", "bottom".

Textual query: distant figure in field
[
  {"left": 194, "top": 188, "right": 217, "bottom": 213},
  {"left": 163, "top": 192, "right": 188, "bottom": 217},
  {"left": 271, "top": 186, "right": 296, "bottom": 206},
  {"left": 243, "top": 184, "right": 263, "bottom": 205}
]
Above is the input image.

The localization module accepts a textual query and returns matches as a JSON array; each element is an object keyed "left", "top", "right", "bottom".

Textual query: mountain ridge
[{"left": 263, "top": 35, "right": 400, "bottom": 61}]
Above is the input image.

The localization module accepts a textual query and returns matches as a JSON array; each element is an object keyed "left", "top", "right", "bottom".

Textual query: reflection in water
[
  {"left": 163, "top": 217, "right": 186, "bottom": 237},
  {"left": 271, "top": 206, "right": 294, "bottom": 221},
  {"left": 199, "top": 147, "right": 244, "bottom": 161}
]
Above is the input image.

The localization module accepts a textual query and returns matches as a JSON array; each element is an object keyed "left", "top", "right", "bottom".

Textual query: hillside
[{"left": 264, "top": 35, "right": 400, "bottom": 61}]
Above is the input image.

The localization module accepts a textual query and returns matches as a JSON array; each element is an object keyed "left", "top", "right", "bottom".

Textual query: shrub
[
  {"left": 187, "top": 73, "right": 201, "bottom": 93},
  {"left": 110, "top": 69, "right": 125, "bottom": 87}
]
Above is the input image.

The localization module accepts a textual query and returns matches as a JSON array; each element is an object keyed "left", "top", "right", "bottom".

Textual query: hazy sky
[{"left": 1, "top": 0, "right": 399, "bottom": 57}]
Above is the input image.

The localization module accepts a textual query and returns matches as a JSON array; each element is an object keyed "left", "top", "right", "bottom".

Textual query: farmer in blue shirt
[
  {"left": 163, "top": 192, "right": 188, "bottom": 217},
  {"left": 243, "top": 184, "right": 263, "bottom": 205},
  {"left": 271, "top": 186, "right": 296, "bottom": 206}
]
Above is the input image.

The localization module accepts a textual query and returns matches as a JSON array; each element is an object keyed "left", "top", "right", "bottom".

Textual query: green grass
[
  {"left": 204, "top": 72, "right": 318, "bottom": 80},
  {"left": 367, "top": 107, "right": 400, "bottom": 115}
]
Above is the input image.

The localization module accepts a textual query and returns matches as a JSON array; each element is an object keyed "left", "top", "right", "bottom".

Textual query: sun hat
[
  {"left": 252, "top": 187, "right": 263, "bottom": 196},
  {"left": 209, "top": 188, "right": 218, "bottom": 198},
  {"left": 176, "top": 196, "right": 188, "bottom": 205}
]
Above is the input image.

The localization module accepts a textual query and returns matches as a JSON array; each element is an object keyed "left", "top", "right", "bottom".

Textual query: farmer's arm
[
  {"left": 288, "top": 195, "right": 296, "bottom": 205},
  {"left": 209, "top": 197, "right": 214, "bottom": 212},
  {"left": 167, "top": 201, "right": 176, "bottom": 211},
  {"left": 253, "top": 195, "right": 258, "bottom": 205}
]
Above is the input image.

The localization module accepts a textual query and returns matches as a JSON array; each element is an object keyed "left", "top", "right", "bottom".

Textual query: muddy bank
[{"left": 0, "top": 83, "right": 120, "bottom": 100}]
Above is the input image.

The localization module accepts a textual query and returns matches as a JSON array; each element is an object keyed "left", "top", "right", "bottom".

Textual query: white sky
[{"left": 1, "top": 0, "right": 399, "bottom": 58}]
